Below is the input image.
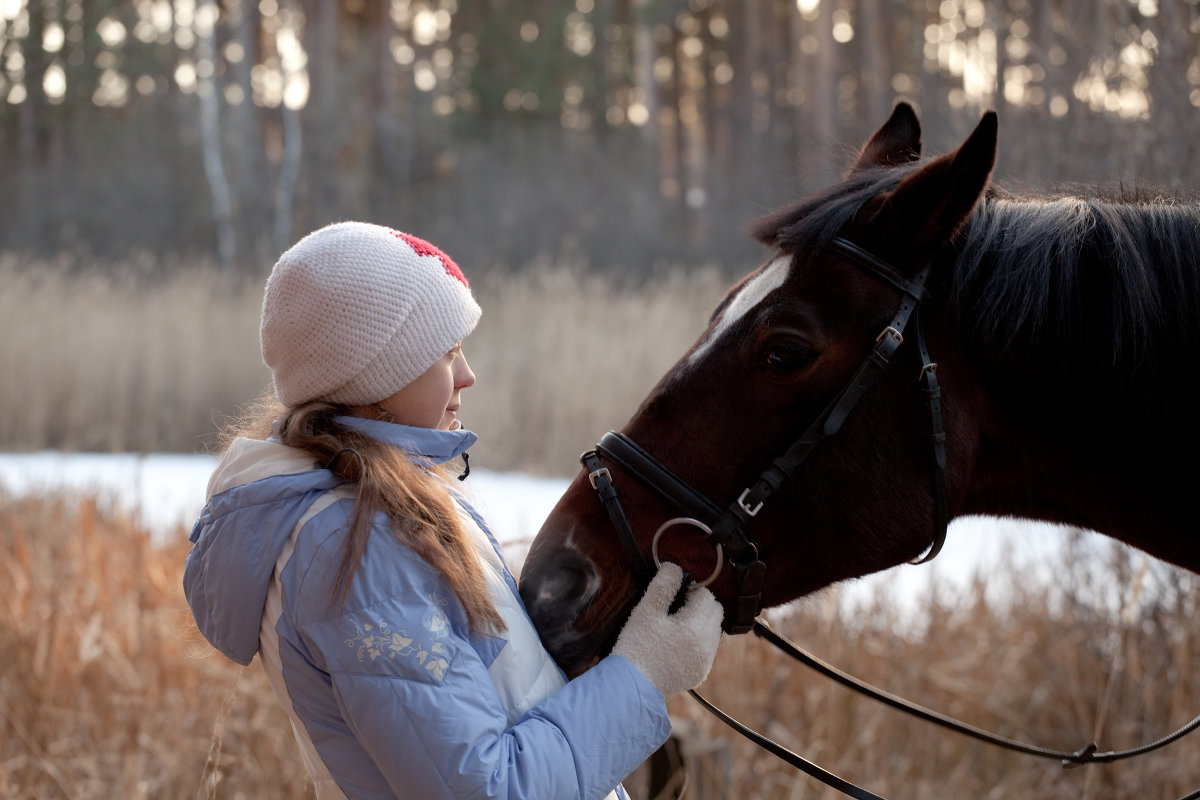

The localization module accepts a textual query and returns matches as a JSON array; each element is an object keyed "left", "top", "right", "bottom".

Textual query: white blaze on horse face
[{"left": 687, "top": 255, "right": 791, "bottom": 366}]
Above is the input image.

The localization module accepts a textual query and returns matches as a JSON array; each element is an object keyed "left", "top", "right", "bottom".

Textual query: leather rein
[{"left": 578, "top": 237, "right": 1200, "bottom": 800}]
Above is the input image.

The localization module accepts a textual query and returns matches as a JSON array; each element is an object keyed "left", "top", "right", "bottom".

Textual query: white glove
[{"left": 612, "top": 563, "right": 724, "bottom": 696}]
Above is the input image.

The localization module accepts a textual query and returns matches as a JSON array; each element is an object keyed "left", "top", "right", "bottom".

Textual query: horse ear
[
  {"left": 848, "top": 102, "right": 923, "bottom": 174},
  {"left": 866, "top": 110, "right": 997, "bottom": 262}
]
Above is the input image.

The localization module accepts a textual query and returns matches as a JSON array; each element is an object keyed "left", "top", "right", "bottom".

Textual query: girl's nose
[{"left": 456, "top": 355, "right": 477, "bottom": 389}]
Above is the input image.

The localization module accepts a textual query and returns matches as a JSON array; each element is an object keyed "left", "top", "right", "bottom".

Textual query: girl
[{"left": 183, "top": 221, "right": 723, "bottom": 800}]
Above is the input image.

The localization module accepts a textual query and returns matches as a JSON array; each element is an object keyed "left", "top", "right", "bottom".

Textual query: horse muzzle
[{"left": 518, "top": 544, "right": 609, "bottom": 675}]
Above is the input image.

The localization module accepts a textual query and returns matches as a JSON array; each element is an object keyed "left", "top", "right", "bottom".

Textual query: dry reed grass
[
  {"left": 467, "top": 264, "right": 729, "bottom": 474},
  {"left": 0, "top": 254, "right": 267, "bottom": 456},
  {"left": 4, "top": 258, "right": 1199, "bottom": 798},
  {"left": 0, "top": 254, "right": 730, "bottom": 475},
  {"left": 664, "top": 540, "right": 1200, "bottom": 799},
  {"left": 0, "top": 492, "right": 309, "bottom": 799},
  {"left": 3, "top": 491, "right": 1197, "bottom": 799}
]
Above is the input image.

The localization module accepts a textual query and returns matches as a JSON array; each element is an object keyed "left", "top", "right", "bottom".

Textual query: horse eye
[{"left": 765, "top": 340, "right": 811, "bottom": 372}]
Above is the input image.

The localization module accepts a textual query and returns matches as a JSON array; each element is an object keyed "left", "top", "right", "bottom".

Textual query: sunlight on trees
[
  {"left": 831, "top": 8, "right": 854, "bottom": 43},
  {"left": 1, "top": 0, "right": 1189, "bottom": 125},
  {"left": 1073, "top": 31, "right": 1157, "bottom": 119},
  {"left": 40, "top": 59, "right": 62, "bottom": 100},
  {"left": 2, "top": 0, "right": 1199, "bottom": 269}
]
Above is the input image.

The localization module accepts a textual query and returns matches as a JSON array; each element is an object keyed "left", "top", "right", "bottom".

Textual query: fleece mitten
[{"left": 612, "top": 563, "right": 724, "bottom": 697}]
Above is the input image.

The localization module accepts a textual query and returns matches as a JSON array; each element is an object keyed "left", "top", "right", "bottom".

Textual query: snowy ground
[
  {"left": 0, "top": 450, "right": 1106, "bottom": 614},
  {"left": 0, "top": 451, "right": 567, "bottom": 565}
]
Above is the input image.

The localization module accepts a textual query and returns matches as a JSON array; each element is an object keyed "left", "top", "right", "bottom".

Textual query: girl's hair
[{"left": 223, "top": 392, "right": 504, "bottom": 633}]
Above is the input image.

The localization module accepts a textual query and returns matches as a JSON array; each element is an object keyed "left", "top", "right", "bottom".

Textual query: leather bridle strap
[
  {"left": 825, "top": 236, "right": 930, "bottom": 302},
  {"left": 592, "top": 433, "right": 724, "bottom": 525},
  {"left": 581, "top": 450, "right": 656, "bottom": 588},
  {"left": 719, "top": 239, "right": 946, "bottom": 572},
  {"left": 911, "top": 315, "right": 949, "bottom": 563},
  {"left": 582, "top": 236, "right": 951, "bottom": 634},
  {"left": 594, "top": 430, "right": 766, "bottom": 633},
  {"left": 731, "top": 239, "right": 933, "bottom": 527},
  {"left": 687, "top": 687, "right": 887, "bottom": 800}
]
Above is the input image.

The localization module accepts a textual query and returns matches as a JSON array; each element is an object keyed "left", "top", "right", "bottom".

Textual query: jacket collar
[{"left": 333, "top": 416, "right": 477, "bottom": 465}]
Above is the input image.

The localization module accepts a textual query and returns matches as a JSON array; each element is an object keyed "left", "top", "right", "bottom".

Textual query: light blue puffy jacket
[{"left": 183, "top": 418, "right": 669, "bottom": 799}]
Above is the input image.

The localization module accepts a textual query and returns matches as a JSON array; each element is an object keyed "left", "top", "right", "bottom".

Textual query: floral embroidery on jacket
[{"left": 344, "top": 595, "right": 452, "bottom": 681}]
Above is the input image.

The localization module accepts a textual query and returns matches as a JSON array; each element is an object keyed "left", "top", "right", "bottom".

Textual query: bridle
[
  {"left": 578, "top": 237, "right": 1200, "bottom": 800},
  {"left": 582, "top": 235, "right": 949, "bottom": 635}
]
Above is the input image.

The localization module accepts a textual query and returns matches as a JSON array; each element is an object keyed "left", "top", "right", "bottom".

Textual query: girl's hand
[{"left": 612, "top": 563, "right": 724, "bottom": 696}]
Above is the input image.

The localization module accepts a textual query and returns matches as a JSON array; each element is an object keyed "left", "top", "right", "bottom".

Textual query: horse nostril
[{"left": 519, "top": 549, "right": 598, "bottom": 638}]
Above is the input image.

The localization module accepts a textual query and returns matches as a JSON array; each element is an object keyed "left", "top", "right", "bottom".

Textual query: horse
[{"left": 518, "top": 101, "right": 1200, "bottom": 678}]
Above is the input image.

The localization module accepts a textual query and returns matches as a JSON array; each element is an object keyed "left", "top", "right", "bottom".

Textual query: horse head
[{"left": 521, "top": 103, "right": 998, "bottom": 676}]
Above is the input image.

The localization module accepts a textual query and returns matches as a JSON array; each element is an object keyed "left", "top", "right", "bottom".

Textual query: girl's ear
[
  {"left": 854, "top": 110, "right": 997, "bottom": 268},
  {"left": 848, "top": 102, "right": 923, "bottom": 174}
]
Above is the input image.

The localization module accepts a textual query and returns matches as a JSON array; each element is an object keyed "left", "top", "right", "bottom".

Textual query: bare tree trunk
[
  {"left": 275, "top": 103, "right": 304, "bottom": 253},
  {"left": 369, "top": 2, "right": 403, "bottom": 219},
  {"left": 808, "top": 0, "right": 838, "bottom": 183},
  {"left": 857, "top": 0, "right": 890, "bottom": 125},
  {"left": 788, "top": 1, "right": 806, "bottom": 156},
  {"left": 1027, "top": 0, "right": 1062, "bottom": 180},
  {"left": 196, "top": 0, "right": 235, "bottom": 272},
  {"left": 631, "top": 0, "right": 659, "bottom": 146},
  {"left": 302, "top": 0, "right": 340, "bottom": 226},
  {"left": 229, "top": 0, "right": 269, "bottom": 268},
  {"left": 1145, "top": 0, "right": 1191, "bottom": 184},
  {"left": 274, "top": 0, "right": 304, "bottom": 254},
  {"left": 16, "top": 0, "right": 49, "bottom": 247}
]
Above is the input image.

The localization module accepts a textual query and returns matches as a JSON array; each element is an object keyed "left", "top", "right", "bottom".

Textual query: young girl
[{"left": 183, "top": 222, "right": 723, "bottom": 800}]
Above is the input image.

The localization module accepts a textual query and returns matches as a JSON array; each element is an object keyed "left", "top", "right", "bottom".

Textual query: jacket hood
[{"left": 183, "top": 420, "right": 476, "bottom": 665}]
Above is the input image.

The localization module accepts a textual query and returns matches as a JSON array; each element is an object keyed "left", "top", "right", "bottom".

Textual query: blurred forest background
[
  {"left": 4, "top": 0, "right": 1200, "bottom": 275},
  {"left": 3, "top": 0, "right": 1200, "bottom": 460},
  {"left": 5, "top": 4, "right": 1200, "bottom": 798}
]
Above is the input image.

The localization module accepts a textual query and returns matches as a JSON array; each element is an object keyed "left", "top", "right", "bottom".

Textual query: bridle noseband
[{"left": 581, "top": 236, "right": 950, "bottom": 634}]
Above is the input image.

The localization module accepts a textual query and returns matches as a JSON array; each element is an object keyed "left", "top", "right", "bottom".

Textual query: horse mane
[
  {"left": 750, "top": 169, "right": 1200, "bottom": 444},
  {"left": 747, "top": 166, "right": 908, "bottom": 252},
  {"left": 951, "top": 188, "right": 1200, "bottom": 438}
]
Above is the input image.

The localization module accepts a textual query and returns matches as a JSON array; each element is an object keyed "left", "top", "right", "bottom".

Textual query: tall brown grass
[
  {"left": 0, "top": 254, "right": 268, "bottom": 457},
  {"left": 3, "top": 490, "right": 1197, "bottom": 799},
  {"left": 0, "top": 493, "right": 309, "bottom": 799},
  {"left": 665, "top": 540, "right": 1200, "bottom": 799},
  {"left": 0, "top": 253, "right": 730, "bottom": 475},
  {"left": 4, "top": 258, "right": 1199, "bottom": 798}
]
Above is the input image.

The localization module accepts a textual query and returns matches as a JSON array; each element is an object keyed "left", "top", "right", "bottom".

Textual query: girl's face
[{"left": 352, "top": 344, "right": 476, "bottom": 430}]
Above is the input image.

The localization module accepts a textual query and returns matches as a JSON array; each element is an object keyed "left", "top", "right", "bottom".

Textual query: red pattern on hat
[{"left": 392, "top": 230, "right": 469, "bottom": 287}]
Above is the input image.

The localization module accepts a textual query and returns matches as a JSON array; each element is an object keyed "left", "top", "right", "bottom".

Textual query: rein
[
  {"left": 751, "top": 618, "right": 1200, "bottom": 768},
  {"left": 690, "top": 620, "right": 1200, "bottom": 800},
  {"left": 578, "top": 236, "right": 1200, "bottom": 799}
]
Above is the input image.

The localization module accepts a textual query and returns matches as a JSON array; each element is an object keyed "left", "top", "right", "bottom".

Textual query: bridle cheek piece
[{"left": 581, "top": 236, "right": 951, "bottom": 635}]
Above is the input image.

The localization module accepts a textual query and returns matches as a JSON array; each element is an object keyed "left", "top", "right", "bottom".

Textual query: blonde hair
[{"left": 223, "top": 393, "right": 504, "bottom": 633}]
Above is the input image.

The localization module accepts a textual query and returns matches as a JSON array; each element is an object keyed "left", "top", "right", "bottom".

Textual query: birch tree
[{"left": 196, "top": 0, "right": 235, "bottom": 272}]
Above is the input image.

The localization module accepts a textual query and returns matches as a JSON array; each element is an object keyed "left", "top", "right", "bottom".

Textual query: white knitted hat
[{"left": 260, "top": 221, "right": 482, "bottom": 408}]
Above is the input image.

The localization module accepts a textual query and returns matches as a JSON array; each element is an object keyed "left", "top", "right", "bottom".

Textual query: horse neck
[{"left": 945, "top": 195, "right": 1200, "bottom": 570}]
